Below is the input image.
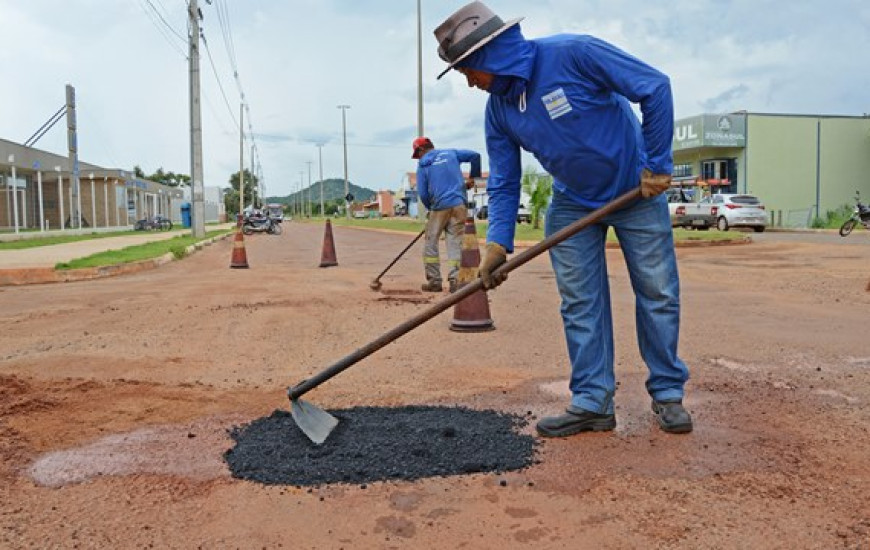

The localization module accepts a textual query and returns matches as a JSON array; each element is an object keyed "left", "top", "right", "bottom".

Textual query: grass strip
[
  {"left": 54, "top": 229, "right": 232, "bottom": 270},
  {"left": 313, "top": 216, "right": 740, "bottom": 243},
  {"left": 0, "top": 230, "right": 142, "bottom": 250}
]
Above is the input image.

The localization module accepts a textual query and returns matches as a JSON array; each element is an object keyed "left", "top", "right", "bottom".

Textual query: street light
[
  {"left": 317, "top": 143, "right": 325, "bottom": 217},
  {"left": 337, "top": 104, "right": 351, "bottom": 218},
  {"left": 306, "top": 161, "right": 312, "bottom": 218},
  {"left": 417, "top": 0, "right": 424, "bottom": 136},
  {"left": 299, "top": 171, "right": 304, "bottom": 217}
]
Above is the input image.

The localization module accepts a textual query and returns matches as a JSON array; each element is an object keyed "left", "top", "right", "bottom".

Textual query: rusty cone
[
  {"left": 319, "top": 219, "right": 339, "bottom": 268},
  {"left": 450, "top": 216, "right": 494, "bottom": 332},
  {"left": 230, "top": 229, "right": 249, "bottom": 269}
]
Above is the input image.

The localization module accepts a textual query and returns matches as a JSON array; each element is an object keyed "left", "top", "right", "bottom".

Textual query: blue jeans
[{"left": 545, "top": 190, "right": 689, "bottom": 415}]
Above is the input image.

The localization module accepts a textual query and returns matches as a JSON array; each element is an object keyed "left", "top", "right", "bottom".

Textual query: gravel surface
[
  {"left": 2, "top": 223, "right": 868, "bottom": 548},
  {"left": 224, "top": 406, "right": 537, "bottom": 486}
]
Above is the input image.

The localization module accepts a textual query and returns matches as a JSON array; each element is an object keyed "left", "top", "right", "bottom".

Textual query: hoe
[{"left": 287, "top": 187, "right": 642, "bottom": 444}]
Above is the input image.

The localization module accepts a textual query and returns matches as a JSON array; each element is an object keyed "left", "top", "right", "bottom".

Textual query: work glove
[
  {"left": 640, "top": 169, "right": 672, "bottom": 198},
  {"left": 479, "top": 242, "right": 508, "bottom": 289}
]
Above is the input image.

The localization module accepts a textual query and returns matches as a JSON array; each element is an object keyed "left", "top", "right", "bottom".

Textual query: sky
[{"left": 1, "top": 1, "right": 868, "bottom": 198}]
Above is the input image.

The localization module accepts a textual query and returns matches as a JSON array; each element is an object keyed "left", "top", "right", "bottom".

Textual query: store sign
[{"left": 673, "top": 114, "right": 746, "bottom": 151}]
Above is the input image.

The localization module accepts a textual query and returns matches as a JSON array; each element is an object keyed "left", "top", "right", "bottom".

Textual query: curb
[{"left": 0, "top": 232, "right": 233, "bottom": 287}]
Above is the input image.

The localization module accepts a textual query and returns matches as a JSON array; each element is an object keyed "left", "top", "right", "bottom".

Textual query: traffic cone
[
  {"left": 230, "top": 229, "right": 249, "bottom": 269},
  {"left": 319, "top": 219, "right": 338, "bottom": 268},
  {"left": 450, "top": 216, "right": 494, "bottom": 332}
]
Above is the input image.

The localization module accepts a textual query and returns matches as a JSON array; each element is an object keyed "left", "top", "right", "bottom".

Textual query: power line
[
  {"left": 200, "top": 33, "right": 239, "bottom": 130},
  {"left": 144, "top": 0, "right": 187, "bottom": 42},
  {"left": 207, "top": 0, "right": 265, "bottom": 192},
  {"left": 138, "top": 0, "right": 187, "bottom": 58}
]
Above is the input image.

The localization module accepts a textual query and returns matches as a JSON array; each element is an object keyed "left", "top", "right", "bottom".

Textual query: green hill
[{"left": 265, "top": 178, "right": 378, "bottom": 205}]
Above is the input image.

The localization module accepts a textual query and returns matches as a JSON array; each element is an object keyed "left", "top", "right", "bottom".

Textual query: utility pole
[
  {"left": 317, "top": 144, "right": 325, "bottom": 218},
  {"left": 188, "top": 0, "right": 206, "bottom": 238},
  {"left": 251, "top": 144, "right": 256, "bottom": 207},
  {"left": 65, "top": 84, "right": 81, "bottom": 229},
  {"left": 337, "top": 104, "right": 351, "bottom": 218},
  {"left": 417, "top": 0, "right": 424, "bottom": 136},
  {"left": 306, "top": 161, "right": 312, "bottom": 218},
  {"left": 298, "top": 171, "right": 304, "bottom": 217},
  {"left": 239, "top": 103, "right": 245, "bottom": 220}
]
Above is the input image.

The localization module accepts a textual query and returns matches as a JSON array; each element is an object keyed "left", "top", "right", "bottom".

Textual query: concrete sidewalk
[{"left": 0, "top": 225, "right": 235, "bottom": 285}]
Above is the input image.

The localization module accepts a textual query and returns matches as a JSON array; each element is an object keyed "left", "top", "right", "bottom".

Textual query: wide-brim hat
[{"left": 434, "top": 1, "right": 523, "bottom": 80}]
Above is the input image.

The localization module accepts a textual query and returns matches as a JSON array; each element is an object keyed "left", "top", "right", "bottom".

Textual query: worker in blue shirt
[
  {"left": 434, "top": 2, "right": 692, "bottom": 436},
  {"left": 413, "top": 137, "right": 481, "bottom": 292}
]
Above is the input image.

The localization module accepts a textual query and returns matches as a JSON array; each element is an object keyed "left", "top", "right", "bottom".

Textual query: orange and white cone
[
  {"left": 229, "top": 229, "right": 249, "bottom": 269},
  {"left": 450, "top": 216, "right": 494, "bottom": 332},
  {"left": 319, "top": 219, "right": 338, "bottom": 268}
]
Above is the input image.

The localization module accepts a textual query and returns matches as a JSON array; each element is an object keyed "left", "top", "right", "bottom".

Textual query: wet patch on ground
[
  {"left": 379, "top": 289, "right": 423, "bottom": 296},
  {"left": 377, "top": 296, "right": 432, "bottom": 304},
  {"left": 224, "top": 406, "right": 537, "bottom": 486}
]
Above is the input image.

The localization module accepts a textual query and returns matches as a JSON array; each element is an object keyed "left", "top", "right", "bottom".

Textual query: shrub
[{"left": 170, "top": 245, "right": 188, "bottom": 260}]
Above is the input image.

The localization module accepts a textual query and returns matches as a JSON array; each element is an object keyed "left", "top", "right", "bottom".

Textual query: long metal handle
[
  {"left": 373, "top": 228, "right": 426, "bottom": 282},
  {"left": 287, "top": 187, "right": 642, "bottom": 400}
]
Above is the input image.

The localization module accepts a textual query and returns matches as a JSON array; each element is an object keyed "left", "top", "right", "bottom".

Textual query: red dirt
[{"left": 1, "top": 223, "right": 868, "bottom": 548}]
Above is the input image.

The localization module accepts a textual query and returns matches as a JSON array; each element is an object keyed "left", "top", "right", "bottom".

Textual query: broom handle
[
  {"left": 288, "top": 187, "right": 642, "bottom": 400},
  {"left": 373, "top": 228, "right": 427, "bottom": 282}
]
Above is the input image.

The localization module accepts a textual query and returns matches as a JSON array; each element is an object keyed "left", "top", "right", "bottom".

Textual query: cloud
[
  {"left": 1, "top": 0, "right": 868, "bottom": 197},
  {"left": 701, "top": 85, "right": 751, "bottom": 113}
]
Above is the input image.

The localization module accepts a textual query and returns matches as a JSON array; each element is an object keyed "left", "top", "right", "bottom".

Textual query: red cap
[{"left": 412, "top": 137, "right": 434, "bottom": 159}]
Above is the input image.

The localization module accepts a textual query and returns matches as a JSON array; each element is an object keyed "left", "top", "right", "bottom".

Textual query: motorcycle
[
  {"left": 242, "top": 212, "right": 282, "bottom": 235},
  {"left": 134, "top": 215, "right": 172, "bottom": 231},
  {"left": 839, "top": 191, "right": 870, "bottom": 237}
]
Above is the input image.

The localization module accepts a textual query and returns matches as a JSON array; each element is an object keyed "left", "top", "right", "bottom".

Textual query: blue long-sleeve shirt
[
  {"left": 465, "top": 33, "right": 674, "bottom": 252},
  {"left": 416, "top": 148, "right": 481, "bottom": 211}
]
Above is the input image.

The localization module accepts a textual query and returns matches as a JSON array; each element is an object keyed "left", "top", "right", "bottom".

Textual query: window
[
  {"left": 702, "top": 160, "right": 730, "bottom": 181},
  {"left": 673, "top": 164, "right": 693, "bottom": 178}
]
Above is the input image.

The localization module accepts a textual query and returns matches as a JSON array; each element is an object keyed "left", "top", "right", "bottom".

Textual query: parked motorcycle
[
  {"left": 134, "top": 215, "right": 172, "bottom": 231},
  {"left": 242, "top": 212, "right": 282, "bottom": 235},
  {"left": 839, "top": 191, "right": 870, "bottom": 237}
]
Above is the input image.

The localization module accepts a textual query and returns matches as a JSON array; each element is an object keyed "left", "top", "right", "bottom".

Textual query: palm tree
[{"left": 521, "top": 166, "right": 553, "bottom": 229}]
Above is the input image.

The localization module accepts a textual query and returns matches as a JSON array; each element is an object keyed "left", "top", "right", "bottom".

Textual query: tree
[
  {"left": 132, "top": 165, "right": 190, "bottom": 187},
  {"left": 521, "top": 166, "right": 553, "bottom": 229},
  {"left": 223, "top": 169, "right": 260, "bottom": 216}
]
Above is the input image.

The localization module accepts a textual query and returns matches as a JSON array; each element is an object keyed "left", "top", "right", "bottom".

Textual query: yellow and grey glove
[
  {"left": 640, "top": 169, "right": 672, "bottom": 198},
  {"left": 479, "top": 242, "right": 508, "bottom": 289}
]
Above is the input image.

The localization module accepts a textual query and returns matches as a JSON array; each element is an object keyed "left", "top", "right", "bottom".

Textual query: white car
[
  {"left": 517, "top": 204, "right": 532, "bottom": 224},
  {"left": 703, "top": 193, "right": 768, "bottom": 232}
]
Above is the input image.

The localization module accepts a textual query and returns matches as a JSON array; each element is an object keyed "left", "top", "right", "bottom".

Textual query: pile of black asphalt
[{"left": 224, "top": 405, "right": 537, "bottom": 486}]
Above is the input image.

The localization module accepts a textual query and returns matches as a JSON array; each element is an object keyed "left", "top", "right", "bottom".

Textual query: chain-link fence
[{"left": 784, "top": 206, "right": 815, "bottom": 229}]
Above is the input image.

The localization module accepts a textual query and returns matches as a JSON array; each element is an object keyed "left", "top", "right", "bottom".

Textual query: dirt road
[{"left": 1, "top": 222, "right": 868, "bottom": 548}]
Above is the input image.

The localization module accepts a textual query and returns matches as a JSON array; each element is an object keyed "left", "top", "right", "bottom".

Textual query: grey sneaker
[
  {"left": 536, "top": 407, "right": 616, "bottom": 438},
  {"left": 651, "top": 400, "right": 693, "bottom": 434}
]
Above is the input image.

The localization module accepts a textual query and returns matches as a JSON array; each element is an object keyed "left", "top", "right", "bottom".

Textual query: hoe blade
[{"left": 290, "top": 398, "right": 339, "bottom": 445}]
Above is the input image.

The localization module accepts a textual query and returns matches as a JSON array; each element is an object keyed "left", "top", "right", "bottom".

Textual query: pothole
[
  {"left": 377, "top": 296, "right": 432, "bottom": 304},
  {"left": 224, "top": 406, "right": 537, "bottom": 486}
]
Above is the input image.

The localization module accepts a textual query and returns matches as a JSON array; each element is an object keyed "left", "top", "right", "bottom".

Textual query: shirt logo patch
[{"left": 542, "top": 88, "right": 572, "bottom": 120}]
